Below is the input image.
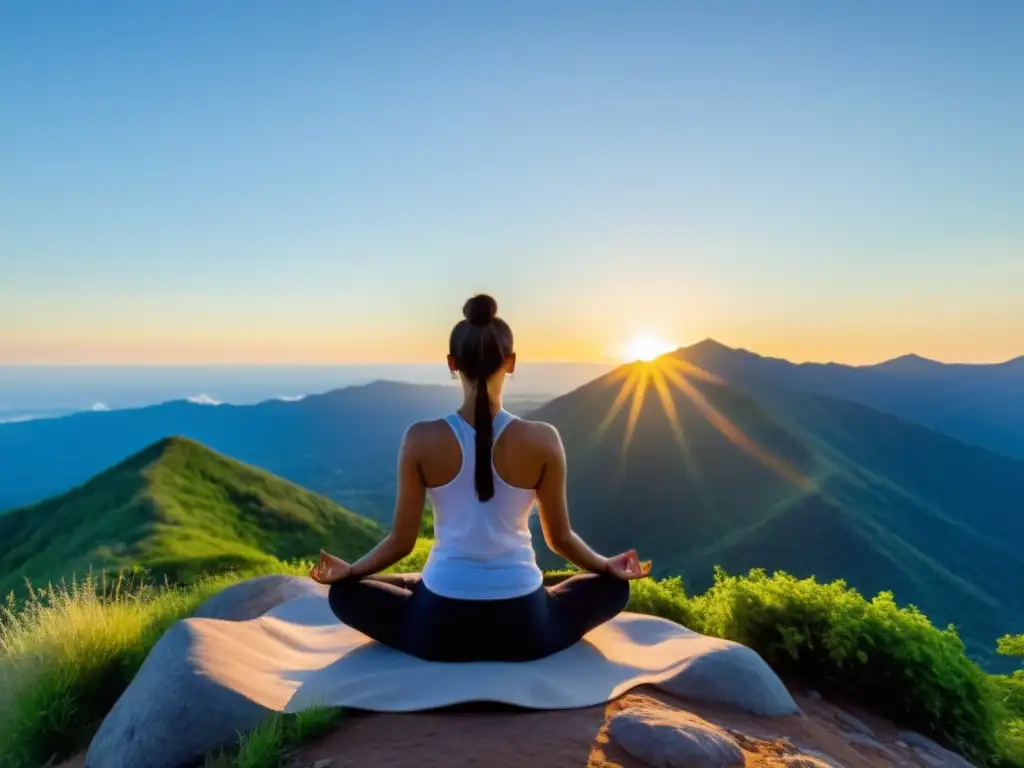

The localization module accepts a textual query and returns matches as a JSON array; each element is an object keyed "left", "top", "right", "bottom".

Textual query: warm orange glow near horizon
[{"left": 2, "top": 320, "right": 1020, "bottom": 367}]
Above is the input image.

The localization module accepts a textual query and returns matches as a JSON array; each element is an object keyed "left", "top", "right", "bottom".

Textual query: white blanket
[{"left": 186, "top": 595, "right": 790, "bottom": 714}]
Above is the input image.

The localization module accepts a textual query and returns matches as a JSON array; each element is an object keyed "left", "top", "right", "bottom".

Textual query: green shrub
[
  {"left": 1000, "top": 635, "right": 1024, "bottom": 662},
  {"left": 995, "top": 678, "right": 1024, "bottom": 768},
  {"left": 995, "top": 635, "right": 1024, "bottom": 767},
  {"left": 627, "top": 576, "right": 694, "bottom": 627},
  {"left": 688, "top": 567, "right": 1000, "bottom": 763},
  {"left": 997, "top": 672, "right": 1024, "bottom": 720}
]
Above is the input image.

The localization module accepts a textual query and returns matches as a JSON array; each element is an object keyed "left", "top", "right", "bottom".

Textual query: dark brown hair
[{"left": 450, "top": 294, "right": 514, "bottom": 502}]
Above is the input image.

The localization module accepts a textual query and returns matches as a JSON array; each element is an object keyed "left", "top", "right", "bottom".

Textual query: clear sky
[{"left": 2, "top": 1, "right": 1022, "bottom": 366}]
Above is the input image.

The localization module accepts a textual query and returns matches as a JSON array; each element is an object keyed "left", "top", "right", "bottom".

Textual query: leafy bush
[
  {"left": 688, "top": 567, "right": 1000, "bottom": 763},
  {"left": 1000, "top": 635, "right": 1024, "bottom": 661},
  {"left": 627, "top": 575, "right": 694, "bottom": 627},
  {"left": 995, "top": 635, "right": 1024, "bottom": 767}
]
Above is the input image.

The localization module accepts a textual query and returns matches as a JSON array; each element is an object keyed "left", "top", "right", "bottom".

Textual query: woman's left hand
[
  {"left": 310, "top": 549, "right": 352, "bottom": 584},
  {"left": 605, "top": 549, "right": 651, "bottom": 580}
]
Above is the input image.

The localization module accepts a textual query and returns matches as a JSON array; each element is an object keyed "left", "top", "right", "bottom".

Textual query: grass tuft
[
  {"left": 233, "top": 707, "right": 345, "bottom": 768},
  {"left": 234, "top": 713, "right": 288, "bottom": 768}
]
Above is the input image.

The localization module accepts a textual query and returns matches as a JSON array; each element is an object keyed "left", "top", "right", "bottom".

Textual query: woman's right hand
[
  {"left": 604, "top": 550, "right": 651, "bottom": 580},
  {"left": 310, "top": 549, "right": 352, "bottom": 585}
]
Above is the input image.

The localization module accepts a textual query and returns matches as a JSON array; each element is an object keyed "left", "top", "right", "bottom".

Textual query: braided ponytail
[{"left": 450, "top": 294, "right": 514, "bottom": 502}]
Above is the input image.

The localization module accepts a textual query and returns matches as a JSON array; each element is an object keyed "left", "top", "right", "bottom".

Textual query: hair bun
[{"left": 463, "top": 294, "right": 498, "bottom": 326}]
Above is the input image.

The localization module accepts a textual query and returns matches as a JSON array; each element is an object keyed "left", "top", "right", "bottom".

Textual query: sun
[{"left": 624, "top": 334, "right": 675, "bottom": 362}]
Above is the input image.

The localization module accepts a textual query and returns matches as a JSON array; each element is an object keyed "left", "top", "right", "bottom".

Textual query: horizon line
[{"left": 2, "top": 340, "right": 1022, "bottom": 369}]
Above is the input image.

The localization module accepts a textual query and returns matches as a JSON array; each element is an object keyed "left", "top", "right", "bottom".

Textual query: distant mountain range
[
  {"left": 677, "top": 340, "right": 1024, "bottom": 459},
  {"left": 0, "top": 381, "right": 461, "bottom": 520},
  {"left": 531, "top": 353, "right": 1024, "bottom": 666},
  {"left": 4, "top": 342, "right": 1020, "bottom": 517},
  {"left": 0, "top": 362, "right": 613, "bottom": 425},
  {"left": 0, "top": 437, "right": 382, "bottom": 596}
]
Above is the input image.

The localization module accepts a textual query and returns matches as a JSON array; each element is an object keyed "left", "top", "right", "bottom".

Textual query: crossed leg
[
  {"left": 326, "top": 574, "right": 422, "bottom": 653},
  {"left": 327, "top": 571, "right": 631, "bottom": 661},
  {"left": 545, "top": 572, "right": 632, "bottom": 651}
]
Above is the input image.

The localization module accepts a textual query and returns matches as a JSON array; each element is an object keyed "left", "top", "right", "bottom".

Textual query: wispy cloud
[
  {"left": 277, "top": 395, "right": 305, "bottom": 402},
  {"left": 187, "top": 394, "right": 222, "bottom": 406},
  {"left": 91, "top": 402, "right": 110, "bottom": 412}
]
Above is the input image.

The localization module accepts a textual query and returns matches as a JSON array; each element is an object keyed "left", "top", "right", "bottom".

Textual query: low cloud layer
[{"left": 0, "top": 414, "right": 38, "bottom": 424}]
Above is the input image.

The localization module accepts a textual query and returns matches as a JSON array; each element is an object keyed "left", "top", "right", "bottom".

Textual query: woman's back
[
  {"left": 420, "top": 409, "right": 545, "bottom": 600},
  {"left": 316, "top": 293, "right": 639, "bottom": 663}
]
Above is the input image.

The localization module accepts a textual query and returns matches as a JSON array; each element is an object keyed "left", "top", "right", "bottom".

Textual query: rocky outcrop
[
  {"left": 608, "top": 705, "right": 745, "bottom": 767},
  {"left": 85, "top": 574, "right": 798, "bottom": 768},
  {"left": 653, "top": 641, "right": 797, "bottom": 717}
]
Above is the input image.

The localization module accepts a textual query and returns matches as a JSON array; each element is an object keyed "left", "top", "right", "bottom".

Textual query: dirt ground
[
  {"left": 296, "top": 687, "right": 936, "bottom": 768},
  {"left": 55, "top": 687, "right": 961, "bottom": 768}
]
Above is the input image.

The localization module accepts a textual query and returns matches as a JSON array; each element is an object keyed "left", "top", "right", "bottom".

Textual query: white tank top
[{"left": 421, "top": 410, "right": 544, "bottom": 600}]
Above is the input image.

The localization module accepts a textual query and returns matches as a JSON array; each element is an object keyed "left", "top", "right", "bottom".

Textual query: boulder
[
  {"left": 85, "top": 622, "right": 271, "bottom": 768},
  {"left": 608, "top": 706, "right": 745, "bottom": 767},
  {"left": 654, "top": 642, "right": 799, "bottom": 717},
  {"left": 193, "top": 574, "right": 326, "bottom": 622}
]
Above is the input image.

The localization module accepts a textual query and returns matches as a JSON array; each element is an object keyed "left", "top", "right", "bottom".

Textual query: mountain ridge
[
  {"left": 681, "top": 338, "right": 1023, "bottom": 369},
  {"left": 0, "top": 436, "right": 384, "bottom": 594},
  {"left": 672, "top": 339, "right": 1024, "bottom": 458}
]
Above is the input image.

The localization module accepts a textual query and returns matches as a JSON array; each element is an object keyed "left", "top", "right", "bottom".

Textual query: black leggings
[{"left": 327, "top": 572, "right": 631, "bottom": 663}]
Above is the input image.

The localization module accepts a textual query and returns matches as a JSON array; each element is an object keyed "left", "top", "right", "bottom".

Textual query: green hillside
[
  {"left": 530, "top": 358, "right": 1024, "bottom": 666},
  {"left": 0, "top": 437, "right": 384, "bottom": 595}
]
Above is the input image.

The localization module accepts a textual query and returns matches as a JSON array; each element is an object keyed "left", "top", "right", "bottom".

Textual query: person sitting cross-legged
[{"left": 311, "top": 293, "right": 649, "bottom": 663}]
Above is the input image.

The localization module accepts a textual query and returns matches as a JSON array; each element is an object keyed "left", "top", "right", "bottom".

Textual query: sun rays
[{"left": 596, "top": 355, "right": 811, "bottom": 490}]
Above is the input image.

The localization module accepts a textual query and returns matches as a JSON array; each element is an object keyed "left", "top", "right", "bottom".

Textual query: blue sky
[{"left": 2, "top": 1, "right": 1022, "bottom": 364}]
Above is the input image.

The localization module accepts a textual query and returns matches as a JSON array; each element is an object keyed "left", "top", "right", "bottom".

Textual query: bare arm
[
  {"left": 347, "top": 425, "right": 426, "bottom": 578},
  {"left": 534, "top": 424, "right": 611, "bottom": 574}
]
